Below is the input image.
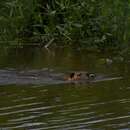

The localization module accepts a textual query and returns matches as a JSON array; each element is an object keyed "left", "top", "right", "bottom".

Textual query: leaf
[{"left": 73, "top": 23, "right": 83, "bottom": 28}]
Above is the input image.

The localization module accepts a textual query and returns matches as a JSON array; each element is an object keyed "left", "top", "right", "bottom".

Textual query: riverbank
[{"left": 0, "top": 0, "right": 130, "bottom": 51}]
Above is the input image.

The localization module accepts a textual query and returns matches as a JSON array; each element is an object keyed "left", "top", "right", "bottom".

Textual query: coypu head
[
  {"left": 67, "top": 72, "right": 82, "bottom": 81},
  {"left": 75, "top": 72, "right": 82, "bottom": 80},
  {"left": 65, "top": 72, "right": 95, "bottom": 81}
]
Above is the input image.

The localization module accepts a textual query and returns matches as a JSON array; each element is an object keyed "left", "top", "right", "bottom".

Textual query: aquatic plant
[
  {"left": 0, "top": 0, "right": 130, "bottom": 50},
  {"left": 27, "top": 0, "right": 130, "bottom": 49},
  {"left": 0, "top": 0, "right": 35, "bottom": 44}
]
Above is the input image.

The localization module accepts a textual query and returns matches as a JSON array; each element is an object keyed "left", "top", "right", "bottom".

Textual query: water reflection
[
  {"left": 0, "top": 47, "right": 126, "bottom": 73},
  {"left": 0, "top": 47, "right": 129, "bottom": 129}
]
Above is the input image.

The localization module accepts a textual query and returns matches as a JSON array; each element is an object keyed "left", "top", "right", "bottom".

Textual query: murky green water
[{"left": 0, "top": 47, "right": 130, "bottom": 129}]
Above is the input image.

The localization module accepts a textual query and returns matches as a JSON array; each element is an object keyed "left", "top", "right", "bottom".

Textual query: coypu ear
[{"left": 70, "top": 72, "right": 75, "bottom": 78}]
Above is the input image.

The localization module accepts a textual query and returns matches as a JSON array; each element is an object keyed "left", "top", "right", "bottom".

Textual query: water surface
[{"left": 0, "top": 47, "right": 130, "bottom": 130}]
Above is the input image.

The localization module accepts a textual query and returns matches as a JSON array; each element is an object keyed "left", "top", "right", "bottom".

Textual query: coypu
[
  {"left": 65, "top": 72, "right": 95, "bottom": 81},
  {"left": 66, "top": 72, "right": 82, "bottom": 81}
]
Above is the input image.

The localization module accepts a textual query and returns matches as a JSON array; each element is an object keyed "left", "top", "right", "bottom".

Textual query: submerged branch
[{"left": 44, "top": 38, "right": 54, "bottom": 49}]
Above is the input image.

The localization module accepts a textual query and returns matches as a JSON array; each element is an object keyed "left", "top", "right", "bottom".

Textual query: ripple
[
  {"left": 0, "top": 82, "right": 130, "bottom": 130},
  {"left": 4, "top": 122, "right": 45, "bottom": 129},
  {"left": 0, "top": 102, "right": 43, "bottom": 111}
]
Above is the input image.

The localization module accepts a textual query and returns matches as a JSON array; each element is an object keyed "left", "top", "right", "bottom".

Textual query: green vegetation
[
  {"left": 0, "top": 0, "right": 34, "bottom": 44},
  {"left": 0, "top": 0, "right": 130, "bottom": 50}
]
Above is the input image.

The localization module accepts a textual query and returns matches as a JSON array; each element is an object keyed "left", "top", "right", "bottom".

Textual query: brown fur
[{"left": 66, "top": 72, "right": 82, "bottom": 81}]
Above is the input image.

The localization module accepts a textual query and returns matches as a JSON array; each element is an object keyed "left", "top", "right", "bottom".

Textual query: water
[{"left": 0, "top": 47, "right": 130, "bottom": 130}]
